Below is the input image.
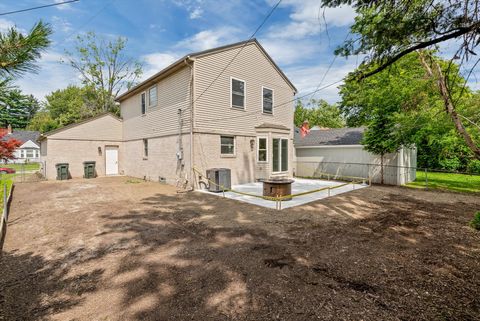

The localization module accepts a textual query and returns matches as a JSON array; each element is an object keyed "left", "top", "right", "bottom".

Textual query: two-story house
[{"left": 39, "top": 39, "right": 297, "bottom": 186}]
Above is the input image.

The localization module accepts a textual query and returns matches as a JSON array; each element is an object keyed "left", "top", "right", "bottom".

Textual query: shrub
[
  {"left": 470, "top": 212, "right": 480, "bottom": 230},
  {"left": 467, "top": 160, "right": 480, "bottom": 174}
]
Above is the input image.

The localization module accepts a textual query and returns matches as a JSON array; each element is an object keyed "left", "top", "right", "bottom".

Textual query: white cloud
[
  {"left": 51, "top": 16, "right": 72, "bottom": 33},
  {"left": 189, "top": 7, "right": 203, "bottom": 19},
  {"left": 54, "top": 0, "right": 74, "bottom": 10},
  {"left": 141, "top": 52, "right": 179, "bottom": 79},
  {"left": 261, "top": 38, "right": 318, "bottom": 65},
  {"left": 285, "top": 60, "right": 357, "bottom": 103},
  {"left": 173, "top": 0, "right": 204, "bottom": 19},
  {"left": 14, "top": 53, "right": 78, "bottom": 101},
  {"left": 265, "top": 0, "right": 355, "bottom": 40},
  {"left": 0, "top": 18, "right": 26, "bottom": 33},
  {"left": 176, "top": 27, "right": 241, "bottom": 52}
]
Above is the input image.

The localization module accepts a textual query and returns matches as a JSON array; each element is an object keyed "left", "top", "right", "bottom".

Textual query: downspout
[{"left": 184, "top": 56, "right": 195, "bottom": 190}]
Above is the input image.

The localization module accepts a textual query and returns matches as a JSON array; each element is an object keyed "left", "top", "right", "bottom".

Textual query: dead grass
[{"left": 1, "top": 176, "right": 479, "bottom": 321}]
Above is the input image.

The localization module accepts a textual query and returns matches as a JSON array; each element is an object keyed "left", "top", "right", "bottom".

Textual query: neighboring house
[
  {"left": 40, "top": 39, "right": 297, "bottom": 185},
  {"left": 294, "top": 127, "right": 417, "bottom": 185},
  {"left": 1, "top": 126, "right": 41, "bottom": 163}
]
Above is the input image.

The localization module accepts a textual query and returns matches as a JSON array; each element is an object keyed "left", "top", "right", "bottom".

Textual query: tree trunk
[{"left": 418, "top": 50, "right": 480, "bottom": 160}]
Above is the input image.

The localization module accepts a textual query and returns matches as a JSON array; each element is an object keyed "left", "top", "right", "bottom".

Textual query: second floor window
[
  {"left": 141, "top": 92, "right": 146, "bottom": 114},
  {"left": 262, "top": 87, "right": 273, "bottom": 114},
  {"left": 231, "top": 78, "right": 245, "bottom": 109},
  {"left": 148, "top": 86, "right": 157, "bottom": 107}
]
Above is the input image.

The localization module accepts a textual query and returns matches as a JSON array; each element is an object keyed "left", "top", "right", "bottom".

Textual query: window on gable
[
  {"left": 262, "top": 87, "right": 273, "bottom": 114},
  {"left": 143, "top": 139, "right": 148, "bottom": 158},
  {"left": 141, "top": 92, "right": 146, "bottom": 114},
  {"left": 257, "top": 137, "right": 267, "bottom": 162},
  {"left": 148, "top": 86, "right": 157, "bottom": 107},
  {"left": 231, "top": 78, "right": 245, "bottom": 109},
  {"left": 220, "top": 136, "right": 235, "bottom": 155}
]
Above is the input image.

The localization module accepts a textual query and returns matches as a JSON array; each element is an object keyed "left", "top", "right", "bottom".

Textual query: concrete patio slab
[{"left": 197, "top": 178, "right": 369, "bottom": 209}]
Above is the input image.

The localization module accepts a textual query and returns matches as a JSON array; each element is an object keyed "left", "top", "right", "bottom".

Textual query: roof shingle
[{"left": 294, "top": 127, "right": 365, "bottom": 147}]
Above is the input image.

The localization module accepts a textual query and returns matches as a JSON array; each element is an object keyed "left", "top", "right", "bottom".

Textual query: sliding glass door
[{"left": 272, "top": 138, "right": 288, "bottom": 173}]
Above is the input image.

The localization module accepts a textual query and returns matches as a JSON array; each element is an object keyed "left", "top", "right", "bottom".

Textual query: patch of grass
[
  {"left": 0, "top": 177, "right": 13, "bottom": 208},
  {"left": 125, "top": 179, "right": 142, "bottom": 184},
  {"left": 407, "top": 171, "right": 480, "bottom": 194},
  {"left": 4, "top": 163, "right": 41, "bottom": 172},
  {"left": 470, "top": 212, "right": 480, "bottom": 230}
]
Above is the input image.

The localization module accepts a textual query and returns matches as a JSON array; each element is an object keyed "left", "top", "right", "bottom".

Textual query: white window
[
  {"left": 231, "top": 78, "right": 245, "bottom": 109},
  {"left": 143, "top": 139, "right": 148, "bottom": 158},
  {"left": 35, "top": 150, "right": 39, "bottom": 158},
  {"left": 272, "top": 138, "right": 288, "bottom": 173},
  {"left": 26, "top": 149, "right": 34, "bottom": 158},
  {"left": 257, "top": 137, "right": 267, "bottom": 162},
  {"left": 148, "top": 85, "right": 157, "bottom": 107},
  {"left": 262, "top": 87, "right": 273, "bottom": 114},
  {"left": 220, "top": 136, "right": 235, "bottom": 155},
  {"left": 141, "top": 92, "right": 146, "bottom": 114}
]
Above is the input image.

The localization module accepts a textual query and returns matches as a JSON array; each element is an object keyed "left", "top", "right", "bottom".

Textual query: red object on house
[{"left": 300, "top": 121, "right": 310, "bottom": 138}]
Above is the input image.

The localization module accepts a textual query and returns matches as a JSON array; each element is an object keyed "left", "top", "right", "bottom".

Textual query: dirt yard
[{"left": 1, "top": 177, "right": 479, "bottom": 321}]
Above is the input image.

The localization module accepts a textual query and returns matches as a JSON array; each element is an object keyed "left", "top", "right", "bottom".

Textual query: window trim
[
  {"left": 220, "top": 135, "right": 236, "bottom": 157},
  {"left": 148, "top": 85, "right": 158, "bottom": 108},
  {"left": 257, "top": 136, "right": 268, "bottom": 163},
  {"left": 230, "top": 77, "right": 246, "bottom": 110},
  {"left": 272, "top": 137, "right": 289, "bottom": 174},
  {"left": 140, "top": 91, "right": 147, "bottom": 115},
  {"left": 261, "top": 86, "right": 274, "bottom": 115}
]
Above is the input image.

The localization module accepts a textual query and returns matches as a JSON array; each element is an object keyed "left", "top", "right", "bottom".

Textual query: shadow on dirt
[{"left": 1, "top": 187, "right": 480, "bottom": 321}]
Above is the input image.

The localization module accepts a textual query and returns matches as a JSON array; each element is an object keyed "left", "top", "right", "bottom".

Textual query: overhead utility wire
[
  {"left": 0, "top": 0, "right": 79, "bottom": 16},
  {"left": 199, "top": 78, "right": 344, "bottom": 123},
  {"left": 192, "top": 0, "right": 283, "bottom": 104}
]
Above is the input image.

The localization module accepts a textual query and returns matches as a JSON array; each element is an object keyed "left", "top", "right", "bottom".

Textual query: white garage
[{"left": 293, "top": 127, "right": 417, "bottom": 185}]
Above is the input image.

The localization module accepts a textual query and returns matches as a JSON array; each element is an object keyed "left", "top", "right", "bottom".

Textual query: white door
[{"left": 105, "top": 146, "right": 118, "bottom": 175}]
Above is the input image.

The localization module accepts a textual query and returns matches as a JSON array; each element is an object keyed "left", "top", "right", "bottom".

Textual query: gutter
[{"left": 183, "top": 56, "right": 195, "bottom": 189}]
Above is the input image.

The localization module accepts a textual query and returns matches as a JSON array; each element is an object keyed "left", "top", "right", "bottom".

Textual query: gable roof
[
  {"left": 39, "top": 113, "right": 122, "bottom": 140},
  {"left": 294, "top": 127, "right": 365, "bottom": 147},
  {"left": 2, "top": 130, "right": 40, "bottom": 144},
  {"left": 116, "top": 39, "right": 297, "bottom": 102}
]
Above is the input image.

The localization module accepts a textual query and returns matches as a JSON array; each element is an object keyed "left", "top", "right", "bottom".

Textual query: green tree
[
  {"left": 0, "top": 21, "right": 52, "bottom": 77},
  {"left": 340, "top": 52, "right": 480, "bottom": 172},
  {"left": 321, "top": 0, "right": 480, "bottom": 159},
  {"left": 0, "top": 78, "right": 40, "bottom": 128},
  {"left": 28, "top": 85, "right": 107, "bottom": 133},
  {"left": 362, "top": 106, "right": 400, "bottom": 184},
  {"left": 294, "top": 99, "right": 345, "bottom": 128},
  {"left": 27, "top": 110, "right": 58, "bottom": 133},
  {"left": 65, "top": 32, "right": 142, "bottom": 113}
]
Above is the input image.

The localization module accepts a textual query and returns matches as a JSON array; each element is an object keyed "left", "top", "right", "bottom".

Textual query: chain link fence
[
  {"left": 294, "top": 161, "right": 480, "bottom": 192},
  {"left": 1, "top": 161, "right": 46, "bottom": 183}
]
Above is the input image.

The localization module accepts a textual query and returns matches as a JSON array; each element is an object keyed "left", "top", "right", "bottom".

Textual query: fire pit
[{"left": 263, "top": 178, "right": 295, "bottom": 200}]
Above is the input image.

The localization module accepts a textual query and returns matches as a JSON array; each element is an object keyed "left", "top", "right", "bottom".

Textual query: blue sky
[{"left": 0, "top": 0, "right": 359, "bottom": 103}]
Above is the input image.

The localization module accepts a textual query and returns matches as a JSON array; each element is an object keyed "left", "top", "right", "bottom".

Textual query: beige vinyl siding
[
  {"left": 193, "top": 43, "right": 295, "bottom": 136},
  {"left": 48, "top": 114, "right": 123, "bottom": 141},
  {"left": 121, "top": 66, "right": 191, "bottom": 141}
]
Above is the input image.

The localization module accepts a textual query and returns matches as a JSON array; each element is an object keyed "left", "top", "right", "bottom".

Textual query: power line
[
  {"left": 198, "top": 78, "right": 344, "bottom": 124},
  {"left": 193, "top": 0, "right": 282, "bottom": 104},
  {"left": 0, "top": 0, "right": 79, "bottom": 16}
]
